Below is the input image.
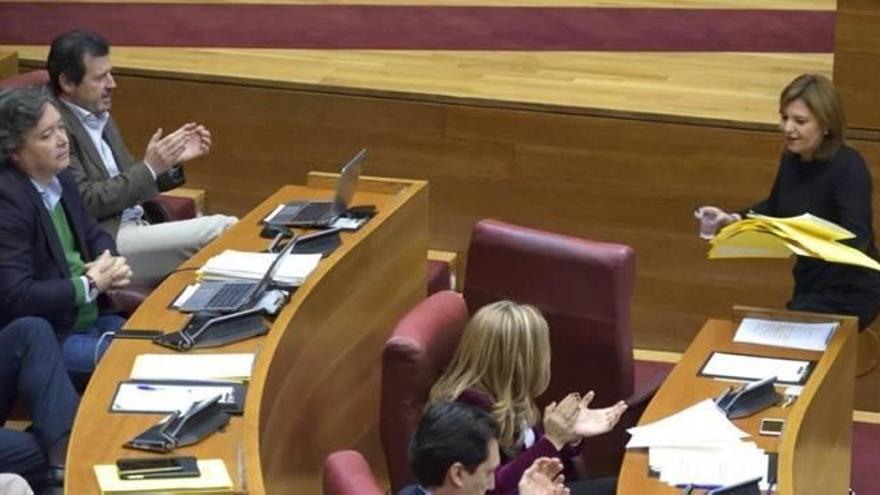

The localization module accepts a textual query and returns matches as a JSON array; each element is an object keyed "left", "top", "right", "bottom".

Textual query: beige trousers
[
  {"left": 117, "top": 214, "right": 237, "bottom": 287},
  {"left": 0, "top": 474, "right": 32, "bottom": 495}
]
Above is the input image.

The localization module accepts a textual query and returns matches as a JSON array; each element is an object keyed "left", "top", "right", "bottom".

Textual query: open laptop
[
  {"left": 178, "top": 228, "right": 340, "bottom": 313},
  {"left": 268, "top": 148, "right": 366, "bottom": 227}
]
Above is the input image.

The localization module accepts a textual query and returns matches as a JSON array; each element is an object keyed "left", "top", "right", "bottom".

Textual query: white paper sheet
[
  {"left": 111, "top": 382, "right": 236, "bottom": 413},
  {"left": 734, "top": 317, "right": 837, "bottom": 352},
  {"left": 701, "top": 352, "right": 810, "bottom": 384},
  {"left": 130, "top": 353, "right": 255, "bottom": 382}
]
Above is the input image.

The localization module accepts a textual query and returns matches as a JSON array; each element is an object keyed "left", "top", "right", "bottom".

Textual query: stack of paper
[
  {"left": 734, "top": 317, "right": 838, "bottom": 352},
  {"left": 130, "top": 354, "right": 255, "bottom": 382},
  {"left": 198, "top": 249, "right": 322, "bottom": 286},
  {"left": 709, "top": 213, "right": 880, "bottom": 271},
  {"left": 94, "top": 458, "right": 233, "bottom": 493},
  {"left": 627, "top": 399, "right": 770, "bottom": 489}
]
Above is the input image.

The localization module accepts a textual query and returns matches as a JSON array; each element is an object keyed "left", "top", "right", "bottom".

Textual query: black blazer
[{"left": 0, "top": 164, "right": 116, "bottom": 333}]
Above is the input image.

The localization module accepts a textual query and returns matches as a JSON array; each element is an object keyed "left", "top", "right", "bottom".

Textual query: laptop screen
[{"left": 331, "top": 148, "right": 366, "bottom": 215}]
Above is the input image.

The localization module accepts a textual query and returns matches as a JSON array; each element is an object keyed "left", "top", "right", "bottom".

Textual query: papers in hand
[
  {"left": 708, "top": 212, "right": 880, "bottom": 271},
  {"left": 700, "top": 352, "right": 811, "bottom": 385},
  {"left": 734, "top": 317, "right": 838, "bottom": 352},
  {"left": 199, "top": 249, "right": 322, "bottom": 286},
  {"left": 94, "top": 458, "right": 232, "bottom": 493},
  {"left": 130, "top": 354, "right": 255, "bottom": 383},
  {"left": 628, "top": 399, "right": 769, "bottom": 489}
]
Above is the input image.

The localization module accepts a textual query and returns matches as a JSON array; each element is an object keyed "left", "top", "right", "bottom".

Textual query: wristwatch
[{"left": 85, "top": 274, "right": 100, "bottom": 301}]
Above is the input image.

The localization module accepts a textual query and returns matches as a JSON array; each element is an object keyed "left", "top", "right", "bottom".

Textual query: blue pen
[{"left": 136, "top": 385, "right": 160, "bottom": 391}]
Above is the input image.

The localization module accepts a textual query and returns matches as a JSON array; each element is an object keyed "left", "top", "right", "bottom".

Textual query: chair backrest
[
  {"left": 463, "top": 218, "right": 636, "bottom": 476},
  {"left": 380, "top": 290, "right": 470, "bottom": 492},
  {"left": 322, "top": 450, "right": 385, "bottom": 495},
  {"left": 0, "top": 69, "right": 50, "bottom": 90}
]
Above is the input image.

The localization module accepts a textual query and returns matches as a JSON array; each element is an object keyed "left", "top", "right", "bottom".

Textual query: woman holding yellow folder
[{"left": 696, "top": 74, "right": 880, "bottom": 331}]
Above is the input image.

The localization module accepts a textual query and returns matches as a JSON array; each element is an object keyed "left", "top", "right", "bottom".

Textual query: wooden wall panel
[
  {"left": 834, "top": 0, "right": 880, "bottom": 130},
  {"left": 0, "top": 52, "right": 17, "bottom": 80},
  {"left": 93, "top": 73, "right": 880, "bottom": 352}
]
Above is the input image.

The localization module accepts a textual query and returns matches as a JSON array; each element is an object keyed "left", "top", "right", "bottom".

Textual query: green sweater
[{"left": 49, "top": 202, "right": 98, "bottom": 330}]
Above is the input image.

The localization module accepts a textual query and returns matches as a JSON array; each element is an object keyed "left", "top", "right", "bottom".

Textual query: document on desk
[
  {"left": 130, "top": 353, "right": 255, "bottom": 382},
  {"left": 626, "top": 399, "right": 748, "bottom": 448},
  {"left": 198, "top": 250, "right": 322, "bottom": 286},
  {"left": 110, "top": 380, "right": 245, "bottom": 414},
  {"left": 734, "top": 317, "right": 838, "bottom": 351},
  {"left": 628, "top": 400, "right": 771, "bottom": 490},
  {"left": 94, "top": 458, "right": 232, "bottom": 493},
  {"left": 700, "top": 352, "right": 811, "bottom": 385},
  {"left": 649, "top": 443, "right": 770, "bottom": 489}
]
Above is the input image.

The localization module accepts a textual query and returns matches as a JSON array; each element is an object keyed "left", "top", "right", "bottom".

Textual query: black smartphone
[
  {"left": 116, "top": 456, "right": 199, "bottom": 479},
  {"left": 759, "top": 418, "right": 785, "bottom": 436},
  {"left": 113, "top": 329, "right": 165, "bottom": 340}
]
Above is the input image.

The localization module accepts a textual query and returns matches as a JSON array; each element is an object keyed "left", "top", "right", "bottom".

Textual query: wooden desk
[
  {"left": 65, "top": 173, "right": 428, "bottom": 494},
  {"left": 618, "top": 307, "right": 857, "bottom": 494}
]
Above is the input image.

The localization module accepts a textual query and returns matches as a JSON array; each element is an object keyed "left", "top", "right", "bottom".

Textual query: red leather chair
[
  {"left": 463, "top": 219, "right": 661, "bottom": 477},
  {"left": 380, "top": 290, "right": 470, "bottom": 492},
  {"left": 381, "top": 220, "right": 664, "bottom": 489},
  {"left": 322, "top": 450, "right": 385, "bottom": 495}
]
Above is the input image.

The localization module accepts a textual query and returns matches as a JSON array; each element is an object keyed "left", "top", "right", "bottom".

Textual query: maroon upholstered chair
[
  {"left": 463, "top": 218, "right": 662, "bottom": 477},
  {"left": 322, "top": 450, "right": 385, "bottom": 495},
  {"left": 380, "top": 290, "right": 470, "bottom": 492}
]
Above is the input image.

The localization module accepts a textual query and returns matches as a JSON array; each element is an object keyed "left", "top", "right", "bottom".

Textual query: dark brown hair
[{"left": 779, "top": 73, "right": 845, "bottom": 162}]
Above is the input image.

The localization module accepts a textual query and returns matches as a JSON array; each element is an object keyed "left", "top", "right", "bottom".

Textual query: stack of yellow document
[
  {"left": 708, "top": 213, "right": 880, "bottom": 271},
  {"left": 94, "top": 459, "right": 233, "bottom": 494}
]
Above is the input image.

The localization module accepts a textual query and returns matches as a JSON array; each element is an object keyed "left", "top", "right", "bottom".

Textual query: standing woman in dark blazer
[
  {"left": 0, "top": 85, "right": 132, "bottom": 383},
  {"left": 696, "top": 74, "right": 880, "bottom": 331}
]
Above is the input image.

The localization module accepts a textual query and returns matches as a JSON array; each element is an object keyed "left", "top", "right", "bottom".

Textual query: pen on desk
[{"left": 137, "top": 385, "right": 160, "bottom": 391}]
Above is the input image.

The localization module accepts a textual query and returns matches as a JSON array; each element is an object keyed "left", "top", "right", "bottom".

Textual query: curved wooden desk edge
[
  {"left": 776, "top": 313, "right": 856, "bottom": 495},
  {"left": 244, "top": 174, "right": 428, "bottom": 493}
]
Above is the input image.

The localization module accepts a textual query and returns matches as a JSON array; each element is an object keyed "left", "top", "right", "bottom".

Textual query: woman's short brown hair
[{"left": 779, "top": 73, "right": 846, "bottom": 162}]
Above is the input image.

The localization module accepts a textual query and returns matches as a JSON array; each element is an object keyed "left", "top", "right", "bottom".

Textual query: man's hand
[
  {"left": 143, "top": 123, "right": 212, "bottom": 174},
  {"left": 85, "top": 250, "right": 132, "bottom": 292},
  {"left": 519, "top": 457, "right": 570, "bottom": 495},
  {"left": 573, "top": 391, "right": 628, "bottom": 438},
  {"left": 178, "top": 123, "right": 211, "bottom": 163}
]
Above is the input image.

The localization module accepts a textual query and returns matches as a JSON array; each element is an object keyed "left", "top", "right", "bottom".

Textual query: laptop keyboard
[
  {"left": 295, "top": 202, "right": 333, "bottom": 223},
  {"left": 206, "top": 283, "right": 257, "bottom": 309}
]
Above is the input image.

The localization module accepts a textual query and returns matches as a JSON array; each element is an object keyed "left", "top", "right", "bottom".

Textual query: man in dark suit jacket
[
  {"left": 402, "top": 402, "right": 502, "bottom": 495},
  {"left": 0, "top": 85, "right": 131, "bottom": 382},
  {"left": 47, "top": 30, "right": 236, "bottom": 286}
]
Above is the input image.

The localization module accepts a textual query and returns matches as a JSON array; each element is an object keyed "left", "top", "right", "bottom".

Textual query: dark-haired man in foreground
[{"left": 47, "top": 29, "right": 236, "bottom": 286}]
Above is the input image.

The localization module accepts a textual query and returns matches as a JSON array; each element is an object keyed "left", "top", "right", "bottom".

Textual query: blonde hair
[
  {"left": 779, "top": 73, "right": 846, "bottom": 162},
  {"left": 428, "top": 300, "right": 551, "bottom": 454}
]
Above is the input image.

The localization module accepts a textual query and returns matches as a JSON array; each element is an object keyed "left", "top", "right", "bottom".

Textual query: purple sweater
[{"left": 456, "top": 388, "right": 582, "bottom": 495}]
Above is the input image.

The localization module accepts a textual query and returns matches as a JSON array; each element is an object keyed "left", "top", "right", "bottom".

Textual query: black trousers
[{"left": 0, "top": 317, "right": 80, "bottom": 490}]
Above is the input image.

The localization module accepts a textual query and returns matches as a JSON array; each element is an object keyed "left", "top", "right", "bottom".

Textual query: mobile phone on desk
[
  {"left": 759, "top": 418, "right": 785, "bottom": 436},
  {"left": 116, "top": 456, "right": 199, "bottom": 479}
]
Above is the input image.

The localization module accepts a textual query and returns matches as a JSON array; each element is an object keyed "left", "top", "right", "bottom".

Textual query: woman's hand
[
  {"left": 694, "top": 206, "right": 741, "bottom": 239},
  {"left": 573, "top": 391, "right": 628, "bottom": 438},
  {"left": 519, "top": 457, "right": 570, "bottom": 495},
  {"left": 543, "top": 393, "right": 581, "bottom": 449}
]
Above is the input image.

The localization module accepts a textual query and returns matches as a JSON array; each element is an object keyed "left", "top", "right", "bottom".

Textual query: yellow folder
[
  {"left": 93, "top": 458, "right": 234, "bottom": 494},
  {"left": 707, "top": 213, "right": 880, "bottom": 271}
]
